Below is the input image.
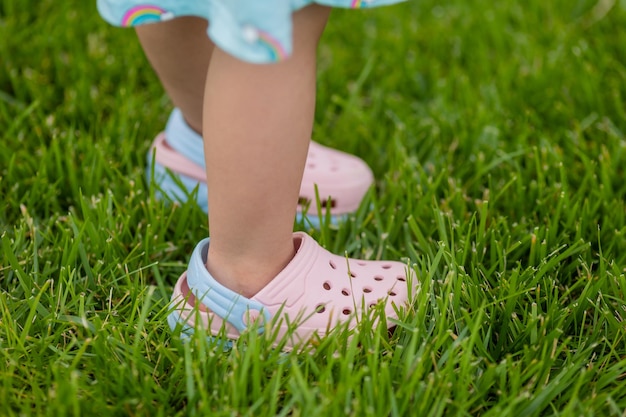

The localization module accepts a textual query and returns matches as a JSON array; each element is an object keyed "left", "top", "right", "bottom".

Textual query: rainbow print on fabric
[
  {"left": 121, "top": 5, "right": 167, "bottom": 27},
  {"left": 257, "top": 31, "right": 288, "bottom": 62},
  {"left": 351, "top": 0, "right": 364, "bottom": 8}
]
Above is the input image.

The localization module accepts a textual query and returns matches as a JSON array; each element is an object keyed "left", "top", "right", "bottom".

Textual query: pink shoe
[
  {"left": 167, "top": 232, "right": 412, "bottom": 349},
  {"left": 147, "top": 110, "right": 374, "bottom": 225},
  {"left": 300, "top": 141, "right": 374, "bottom": 219}
]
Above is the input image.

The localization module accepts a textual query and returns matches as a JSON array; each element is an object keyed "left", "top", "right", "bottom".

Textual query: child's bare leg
[
  {"left": 135, "top": 17, "right": 213, "bottom": 133},
  {"left": 204, "top": 5, "right": 331, "bottom": 297}
]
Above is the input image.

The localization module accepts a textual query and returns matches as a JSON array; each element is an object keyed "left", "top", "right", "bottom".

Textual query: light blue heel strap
[
  {"left": 165, "top": 108, "right": 206, "bottom": 168},
  {"left": 186, "top": 238, "right": 270, "bottom": 333}
]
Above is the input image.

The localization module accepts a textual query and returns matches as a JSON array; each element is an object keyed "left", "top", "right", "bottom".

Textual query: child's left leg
[
  {"left": 136, "top": 16, "right": 212, "bottom": 134},
  {"left": 135, "top": 13, "right": 374, "bottom": 224}
]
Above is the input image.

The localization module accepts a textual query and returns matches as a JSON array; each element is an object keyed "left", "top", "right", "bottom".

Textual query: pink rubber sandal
[
  {"left": 147, "top": 109, "right": 374, "bottom": 225},
  {"left": 300, "top": 141, "right": 374, "bottom": 220},
  {"left": 167, "top": 232, "right": 412, "bottom": 349}
]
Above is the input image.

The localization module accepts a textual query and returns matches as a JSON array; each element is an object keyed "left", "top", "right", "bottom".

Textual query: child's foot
[
  {"left": 146, "top": 108, "right": 374, "bottom": 225},
  {"left": 168, "top": 232, "right": 412, "bottom": 349}
]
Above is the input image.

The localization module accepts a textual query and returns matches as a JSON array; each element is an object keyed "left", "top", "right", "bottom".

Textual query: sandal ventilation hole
[
  {"left": 397, "top": 276, "right": 406, "bottom": 282},
  {"left": 315, "top": 304, "right": 326, "bottom": 313},
  {"left": 342, "top": 308, "right": 352, "bottom": 316},
  {"left": 388, "top": 291, "right": 397, "bottom": 297},
  {"left": 374, "top": 275, "right": 384, "bottom": 281},
  {"left": 357, "top": 261, "right": 367, "bottom": 266},
  {"left": 323, "top": 281, "right": 332, "bottom": 290},
  {"left": 349, "top": 271, "right": 357, "bottom": 278},
  {"left": 300, "top": 197, "right": 337, "bottom": 209},
  {"left": 381, "top": 264, "right": 392, "bottom": 270},
  {"left": 323, "top": 199, "right": 337, "bottom": 209},
  {"left": 329, "top": 260, "right": 337, "bottom": 269},
  {"left": 363, "top": 287, "right": 372, "bottom": 293},
  {"left": 341, "top": 289, "right": 351, "bottom": 296}
]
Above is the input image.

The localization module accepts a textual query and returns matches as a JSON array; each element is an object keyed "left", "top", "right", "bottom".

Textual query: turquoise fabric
[{"left": 97, "top": 0, "right": 404, "bottom": 63}]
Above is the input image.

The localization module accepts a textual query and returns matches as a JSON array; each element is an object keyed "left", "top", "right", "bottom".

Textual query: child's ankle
[{"left": 205, "top": 243, "right": 296, "bottom": 298}]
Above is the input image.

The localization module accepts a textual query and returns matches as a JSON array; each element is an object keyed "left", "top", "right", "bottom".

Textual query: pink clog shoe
[
  {"left": 147, "top": 109, "right": 374, "bottom": 225},
  {"left": 168, "top": 232, "right": 412, "bottom": 349}
]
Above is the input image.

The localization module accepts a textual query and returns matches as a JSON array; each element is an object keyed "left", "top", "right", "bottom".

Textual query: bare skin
[
  {"left": 137, "top": 6, "right": 331, "bottom": 297},
  {"left": 136, "top": 16, "right": 213, "bottom": 134}
]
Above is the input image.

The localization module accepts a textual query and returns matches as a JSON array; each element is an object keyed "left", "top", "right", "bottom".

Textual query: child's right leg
[
  {"left": 167, "top": 5, "right": 411, "bottom": 347},
  {"left": 202, "top": 5, "right": 331, "bottom": 298}
]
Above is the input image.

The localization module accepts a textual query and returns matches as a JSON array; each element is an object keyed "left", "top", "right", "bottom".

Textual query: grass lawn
[{"left": 1, "top": 0, "right": 626, "bottom": 415}]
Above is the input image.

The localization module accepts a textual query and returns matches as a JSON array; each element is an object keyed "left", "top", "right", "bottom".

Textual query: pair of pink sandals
[{"left": 153, "top": 109, "right": 412, "bottom": 349}]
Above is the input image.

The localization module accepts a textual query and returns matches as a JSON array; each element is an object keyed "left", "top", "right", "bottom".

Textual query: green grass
[{"left": 2, "top": 0, "right": 626, "bottom": 415}]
